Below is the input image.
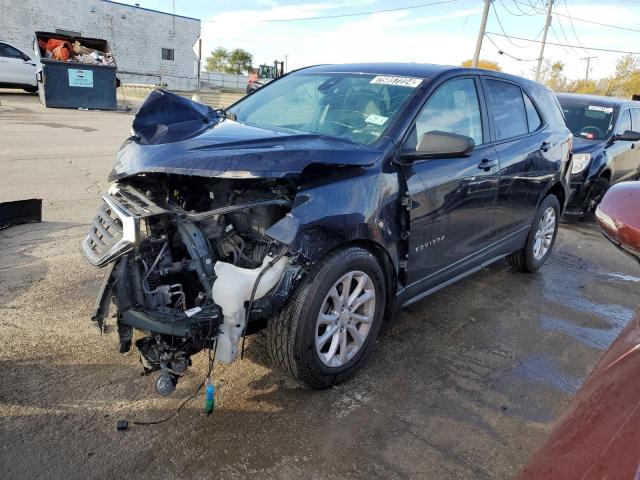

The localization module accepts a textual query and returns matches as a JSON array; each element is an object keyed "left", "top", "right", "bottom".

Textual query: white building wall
[{"left": 1, "top": 0, "right": 200, "bottom": 90}]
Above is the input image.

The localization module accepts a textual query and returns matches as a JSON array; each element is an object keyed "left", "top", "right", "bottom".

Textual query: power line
[
  {"left": 498, "top": 0, "right": 537, "bottom": 16},
  {"left": 549, "top": 24, "right": 575, "bottom": 56},
  {"left": 554, "top": 13, "right": 582, "bottom": 55},
  {"left": 512, "top": 0, "right": 640, "bottom": 34},
  {"left": 484, "top": 34, "right": 539, "bottom": 61},
  {"left": 486, "top": 31, "right": 640, "bottom": 55},
  {"left": 561, "top": 0, "right": 590, "bottom": 55},
  {"left": 201, "top": 0, "right": 462, "bottom": 23},
  {"left": 511, "top": 0, "right": 543, "bottom": 16},
  {"left": 492, "top": 1, "right": 544, "bottom": 48}
]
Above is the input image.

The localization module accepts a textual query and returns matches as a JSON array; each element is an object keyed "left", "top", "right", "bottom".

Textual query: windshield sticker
[
  {"left": 588, "top": 105, "right": 613, "bottom": 113},
  {"left": 365, "top": 114, "right": 388, "bottom": 126},
  {"left": 370, "top": 76, "right": 422, "bottom": 88}
]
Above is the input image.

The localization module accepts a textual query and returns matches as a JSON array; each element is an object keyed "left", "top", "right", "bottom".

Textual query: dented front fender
[{"left": 266, "top": 165, "right": 402, "bottom": 268}]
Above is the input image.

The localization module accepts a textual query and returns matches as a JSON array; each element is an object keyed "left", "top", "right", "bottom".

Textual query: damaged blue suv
[{"left": 82, "top": 64, "right": 571, "bottom": 393}]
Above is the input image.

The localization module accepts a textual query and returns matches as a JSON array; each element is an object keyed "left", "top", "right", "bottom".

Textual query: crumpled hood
[{"left": 109, "top": 89, "right": 380, "bottom": 181}]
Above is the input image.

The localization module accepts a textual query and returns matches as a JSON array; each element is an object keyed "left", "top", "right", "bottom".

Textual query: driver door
[{"left": 402, "top": 76, "right": 499, "bottom": 287}]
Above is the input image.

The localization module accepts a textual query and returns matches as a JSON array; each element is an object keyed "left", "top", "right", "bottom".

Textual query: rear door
[
  {"left": 402, "top": 76, "right": 499, "bottom": 287},
  {"left": 482, "top": 77, "right": 557, "bottom": 252},
  {"left": 0, "top": 43, "right": 35, "bottom": 85}
]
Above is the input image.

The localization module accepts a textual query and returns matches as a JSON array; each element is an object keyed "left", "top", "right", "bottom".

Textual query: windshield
[
  {"left": 228, "top": 72, "right": 422, "bottom": 146},
  {"left": 559, "top": 100, "right": 614, "bottom": 140}
]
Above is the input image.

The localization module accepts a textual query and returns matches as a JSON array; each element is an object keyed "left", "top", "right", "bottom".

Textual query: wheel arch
[
  {"left": 546, "top": 181, "right": 566, "bottom": 213},
  {"left": 324, "top": 239, "right": 398, "bottom": 322}
]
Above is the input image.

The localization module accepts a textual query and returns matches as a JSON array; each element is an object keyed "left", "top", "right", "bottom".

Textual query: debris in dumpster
[
  {"left": 38, "top": 37, "right": 115, "bottom": 66},
  {"left": 0, "top": 199, "right": 42, "bottom": 230},
  {"left": 38, "top": 38, "right": 72, "bottom": 61}
]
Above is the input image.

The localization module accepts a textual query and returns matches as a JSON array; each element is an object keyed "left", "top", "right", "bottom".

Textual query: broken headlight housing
[{"left": 571, "top": 153, "right": 591, "bottom": 174}]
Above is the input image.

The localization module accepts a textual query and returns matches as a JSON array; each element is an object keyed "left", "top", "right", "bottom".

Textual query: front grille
[
  {"left": 83, "top": 202, "right": 124, "bottom": 265},
  {"left": 80, "top": 185, "right": 165, "bottom": 267}
]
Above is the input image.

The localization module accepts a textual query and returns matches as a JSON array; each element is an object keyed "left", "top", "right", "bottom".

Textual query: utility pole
[
  {"left": 581, "top": 56, "right": 596, "bottom": 81},
  {"left": 472, "top": 0, "right": 492, "bottom": 68},
  {"left": 197, "top": 38, "right": 202, "bottom": 92},
  {"left": 534, "top": 0, "right": 554, "bottom": 82}
]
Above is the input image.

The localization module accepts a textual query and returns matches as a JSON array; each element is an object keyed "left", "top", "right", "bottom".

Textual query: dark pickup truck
[{"left": 81, "top": 63, "right": 571, "bottom": 394}]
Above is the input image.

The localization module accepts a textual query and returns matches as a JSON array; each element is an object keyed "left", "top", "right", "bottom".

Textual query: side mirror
[
  {"left": 596, "top": 182, "right": 640, "bottom": 262},
  {"left": 402, "top": 131, "right": 475, "bottom": 160},
  {"left": 21, "top": 53, "right": 31, "bottom": 62},
  {"left": 613, "top": 130, "right": 640, "bottom": 142}
]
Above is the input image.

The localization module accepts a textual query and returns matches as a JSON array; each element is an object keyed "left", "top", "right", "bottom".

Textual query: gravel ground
[{"left": 1, "top": 91, "right": 638, "bottom": 479}]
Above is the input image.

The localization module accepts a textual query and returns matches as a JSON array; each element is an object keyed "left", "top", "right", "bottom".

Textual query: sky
[{"left": 115, "top": 0, "right": 640, "bottom": 81}]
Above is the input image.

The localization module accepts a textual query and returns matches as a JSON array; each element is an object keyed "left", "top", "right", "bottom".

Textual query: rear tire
[
  {"left": 23, "top": 86, "right": 38, "bottom": 93},
  {"left": 507, "top": 195, "right": 560, "bottom": 273},
  {"left": 266, "top": 246, "right": 386, "bottom": 389}
]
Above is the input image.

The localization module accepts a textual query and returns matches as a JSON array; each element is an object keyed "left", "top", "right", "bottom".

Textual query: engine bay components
[
  {"left": 82, "top": 176, "right": 298, "bottom": 394},
  {"left": 212, "top": 254, "right": 289, "bottom": 363}
]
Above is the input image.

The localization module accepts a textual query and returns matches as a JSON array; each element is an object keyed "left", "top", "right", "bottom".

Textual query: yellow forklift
[{"left": 246, "top": 60, "right": 284, "bottom": 93}]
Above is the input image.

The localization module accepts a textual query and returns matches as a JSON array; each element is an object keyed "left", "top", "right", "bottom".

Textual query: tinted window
[
  {"left": 616, "top": 109, "right": 632, "bottom": 135},
  {"left": 631, "top": 109, "right": 640, "bottom": 131},
  {"left": 411, "top": 77, "right": 483, "bottom": 146},
  {"left": 541, "top": 90, "right": 566, "bottom": 126},
  {"left": 0, "top": 43, "right": 24, "bottom": 59},
  {"left": 485, "top": 79, "right": 528, "bottom": 140},
  {"left": 524, "top": 93, "right": 542, "bottom": 132}
]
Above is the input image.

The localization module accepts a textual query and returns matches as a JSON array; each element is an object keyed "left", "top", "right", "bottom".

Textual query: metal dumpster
[{"left": 33, "top": 31, "right": 117, "bottom": 110}]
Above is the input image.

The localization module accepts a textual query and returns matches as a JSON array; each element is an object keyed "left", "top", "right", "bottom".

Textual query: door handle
[
  {"left": 477, "top": 159, "right": 497, "bottom": 171},
  {"left": 540, "top": 141, "right": 552, "bottom": 152}
]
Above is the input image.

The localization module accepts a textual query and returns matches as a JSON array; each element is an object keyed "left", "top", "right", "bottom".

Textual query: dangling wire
[{"left": 119, "top": 318, "right": 218, "bottom": 428}]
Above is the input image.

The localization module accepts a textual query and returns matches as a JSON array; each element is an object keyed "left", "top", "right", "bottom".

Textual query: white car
[{"left": 0, "top": 41, "right": 37, "bottom": 92}]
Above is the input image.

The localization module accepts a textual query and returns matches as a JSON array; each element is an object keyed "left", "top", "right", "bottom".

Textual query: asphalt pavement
[{"left": 1, "top": 90, "right": 638, "bottom": 479}]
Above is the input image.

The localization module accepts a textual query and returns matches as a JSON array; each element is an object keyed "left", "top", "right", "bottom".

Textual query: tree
[
  {"left": 605, "top": 54, "right": 640, "bottom": 97},
  {"left": 568, "top": 79, "right": 598, "bottom": 94},
  {"left": 227, "top": 48, "right": 253, "bottom": 75},
  {"left": 537, "top": 61, "right": 568, "bottom": 92},
  {"left": 204, "top": 47, "right": 229, "bottom": 72},
  {"left": 460, "top": 59, "right": 501, "bottom": 71}
]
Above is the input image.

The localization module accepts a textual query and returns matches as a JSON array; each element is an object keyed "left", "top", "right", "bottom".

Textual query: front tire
[
  {"left": 266, "top": 246, "right": 386, "bottom": 389},
  {"left": 507, "top": 195, "right": 560, "bottom": 273},
  {"left": 582, "top": 177, "right": 610, "bottom": 218}
]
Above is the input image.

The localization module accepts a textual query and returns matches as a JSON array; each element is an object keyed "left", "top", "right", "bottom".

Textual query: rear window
[
  {"left": 484, "top": 79, "right": 528, "bottom": 140},
  {"left": 536, "top": 90, "right": 566, "bottom": 127},
  {"left": 524, "top": 93, "right": 542, "bottom": 132}
]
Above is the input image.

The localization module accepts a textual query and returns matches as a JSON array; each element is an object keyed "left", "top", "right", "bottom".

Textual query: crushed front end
[{"left": 82, "top": 177, "right": 299, "bottom": 395}]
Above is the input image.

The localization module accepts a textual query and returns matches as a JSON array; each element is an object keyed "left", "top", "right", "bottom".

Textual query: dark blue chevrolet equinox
[{"left": 82, "top": 64, "right": 572, "bottom": 393}]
